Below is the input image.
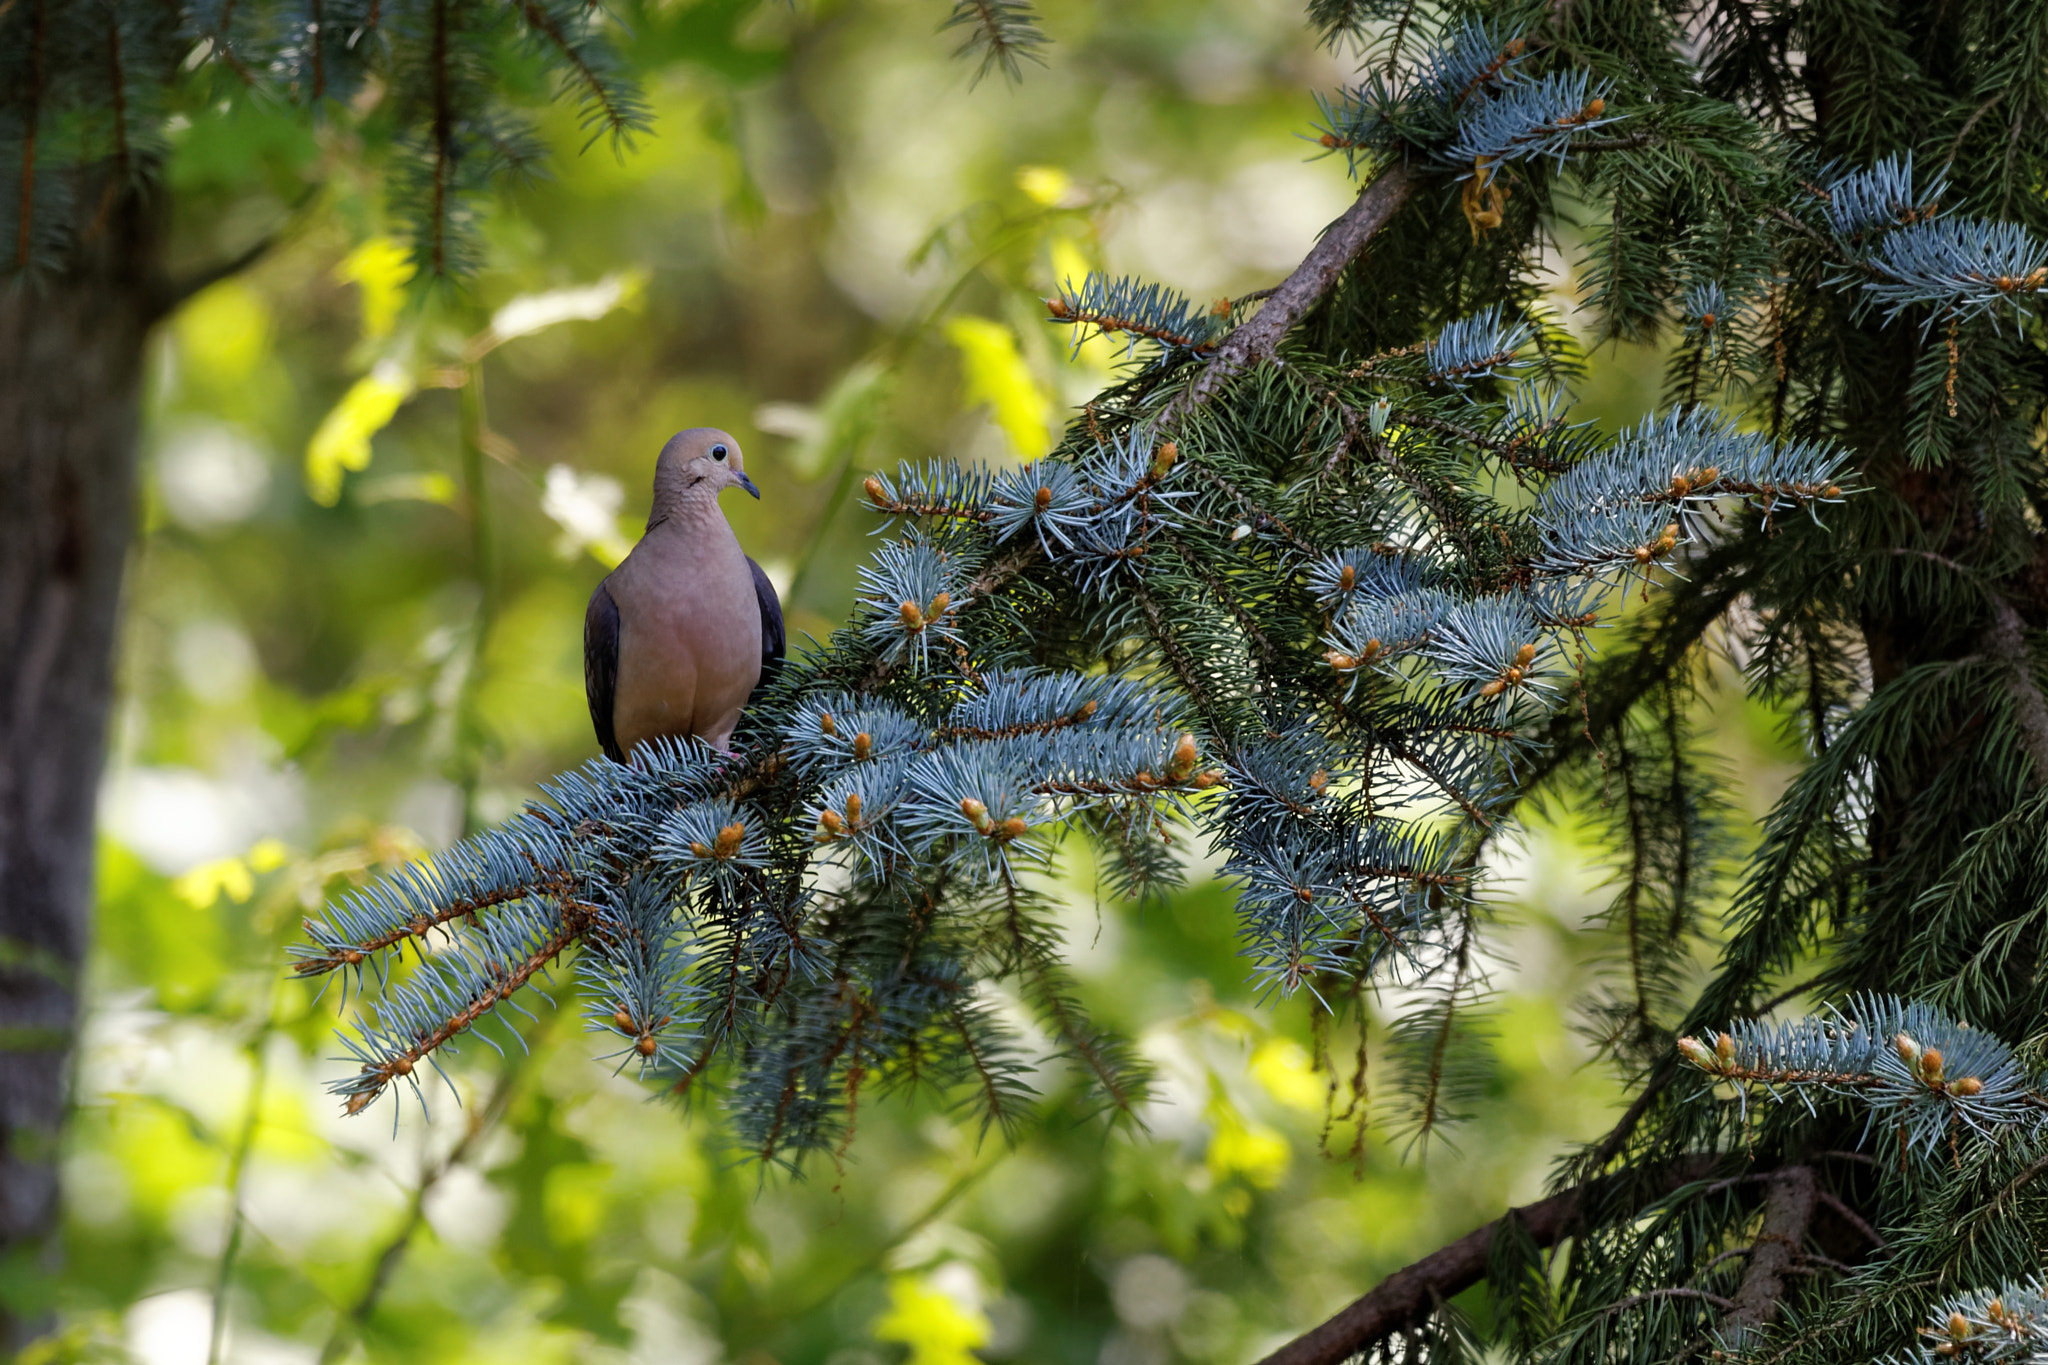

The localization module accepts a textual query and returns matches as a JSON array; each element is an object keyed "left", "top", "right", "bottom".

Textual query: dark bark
[
  {"left": 0, "top": 175, "right": 162, "bottom": 1346},
  {"left": 1251, "top": 1155, "right": 1720, "bottom": 1365}
]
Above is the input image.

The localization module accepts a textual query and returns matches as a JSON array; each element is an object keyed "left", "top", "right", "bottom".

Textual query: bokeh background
[{"left": 54, "top": 0, "right": 1800, "bottom": 1360}]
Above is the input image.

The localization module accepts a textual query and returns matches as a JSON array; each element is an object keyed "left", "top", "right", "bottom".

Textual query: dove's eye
[{"left": 711, "top": 444, "right": 729, "bottom": 462}]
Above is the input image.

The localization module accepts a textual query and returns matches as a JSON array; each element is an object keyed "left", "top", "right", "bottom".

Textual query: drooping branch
[{"left": 1251, "top": 1155, "right": 1719, "bottom": 1365}]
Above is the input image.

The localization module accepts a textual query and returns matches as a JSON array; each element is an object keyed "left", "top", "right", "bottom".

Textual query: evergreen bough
[{"left": 15, "top": 0, "right": 2048, "bottom": 1357}]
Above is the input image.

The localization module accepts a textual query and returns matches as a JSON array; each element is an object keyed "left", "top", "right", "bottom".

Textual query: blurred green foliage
[{"left": 59, "top": 0, "right": 1788, "bottom": 1361}]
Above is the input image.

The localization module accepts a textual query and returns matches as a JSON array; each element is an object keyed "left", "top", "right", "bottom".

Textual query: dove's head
[{"left": 651, "top": 428, "right": 758, "bottom": 519}]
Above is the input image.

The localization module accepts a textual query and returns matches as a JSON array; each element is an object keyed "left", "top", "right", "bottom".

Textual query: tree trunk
[{"left": 0, "top": 181, "right": 162, "bottom": 1347}]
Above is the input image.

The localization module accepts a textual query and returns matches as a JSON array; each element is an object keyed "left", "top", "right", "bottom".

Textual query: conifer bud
[
  {"left": 614, "top": 1008, "right": 635, "bottom": 1032},
  {"left": 392, "top": 1058, "right": 413, "bottom": 1075},
  {"left": 1514, "top": 643, "right": 1537, "bottom": 669},
  {"left": 713, "top": 823, "right": 745, "bottom": 860},
  {"left": 819, "top": 809, "right": 844, "bottom": 836},
  {"left": 1716, "top": 1032, "right": 1736, "bottom": 1063},
  {"left": 636, "top": 1036, "right": 658, "bottom": 1057},
  {"left": 820, "top": 711, "right": 837, "bottom": 737},
  {"left": 1699, "top": 466, "right": 1719, "bottom": 486},
  {"left": 689, "top": 841, "right": 711, "bottom": 858},
  {"left": 1677, "top": 1036, "right": 1714, "bottom": 1068},
  {"left": 1035, "top": 486, "right": 1053, "bottom": 512},
  {"left": 997, "top": 817, "right": 1028, "bottom": 842},
  {"left": 1897, "top": 1032, "right": 1922, "bottom": 1066},
  {"left": 1586, "top": 97, "right": 1605, "bottom": 117},
  {"left": 1480, "top": 678, "right": 1508, "bottom": 698},
  {"left": 1949, "top": 1313, "right": 1971, "bottom": 1339},
  {"left": 1325, "top": 650, "right": 1356, "bottom": 671},
  {"left": 1954, "top": 1076, "right": 1982, "bottom": 1096},
  {"left": 1920, "top": 1047, "right": 1944, "bottom": 1084},
  {"left": 844, "top": 793, "right": 862, "bottom": 825},
  {"left": 961, "top": 797, "right": 990, "bottom": 832},
  {"left": 1168, "top": 733, "right": 1198, "bottom": 781},
  {"left": 1339, "top": 564, "right": 1357, "bottom": 592},
  {"left": 926, "top": 591, "right": 950, "bottom": 622},
  {"left": 1193, "top": 769, "right": 1225, "bottom": 789},
  {"left": 1309, "top": 770, "right": 1329, "bottom": 796},
  {"left": 1150, "top": 441, "right": 1178, "bottom": 480},
  {"left": 853, "top": 732, "right": 872, "bottom": 760},
  {"left": 1046, "top": 297, "right": 1072, "bottom": 318},
  {"left": 863, "top": 476, "right": 887, "bottom": 506},
  {"left": 900, "top": 600, "right": 925, "bottom": 630},
  {"left": 1073, "top": 700, "right": 1098, "bottom": 721}
]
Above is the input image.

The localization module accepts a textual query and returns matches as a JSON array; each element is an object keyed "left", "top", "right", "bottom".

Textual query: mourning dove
[{"left": 585, "top": 428, "right": 786, "bottom": 760}]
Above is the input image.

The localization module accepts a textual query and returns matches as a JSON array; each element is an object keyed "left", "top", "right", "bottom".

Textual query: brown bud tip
[
  {"left": 1153, "top": 441, "right": 1179, "bottom": 475},
  {"left": 1586, "top": 97, "right": 1605, "bottom": 117},
  {"left": 345, "top": 1091, "right": 375, "bottom": 1115},
  {"left": 1295, "top": 886, "right": 1314, "bottom": 903},
  {"left": 844, "top": 793, "right": 863, "bottom": 822},
  {"left": 1135, "top": 770, "right": 1156, "bottom": 787},
  {"left": 1035, "top": 486, "right": 1053, "bottom": 512},
  {"left": 391, "top": 1058, "right": 413, "bottom": 1076},
  {"left": 820, "top": 809, "right": 844, "bottom": 834},
  {"left": 926, "top": 591, "right": 951, "bottom": 622},
  {"left": 1949, "top": 1313, "right": 1971, "bottom": 1339},
  {"left": 1514, "top": 643, "right": 1537, "bottom": 669},
  {"left": 820, "top": 711, "right": 837, "bottom": 737},
  {"left": 1211, "top": 298, "right": 1231, "bottom": 316},
  {"left": 1920, "top": 1047, "right": 1945, "bottom": 1083},
  {"left": 1319, "top": 133, "right": 1338, "bottom": 147},
  {"left": 863, "top": 476, "right": 887, "bottom": 505},
  {"left": 1325, "top": 650, "right": 1355, "bottom": 671},
  {"left": 900, "top": 600, "right": 925, "bottom": 630},
  {"left": 1046, "top": 297, "right": 1072, "bottom": 318},
  {"left": 1479, "top": 679, "right": 1508, "bottom": 698},
  {"left": 1339, "top": 564, "right": 1356, "bottom": 591},
  {"left": 689, "top": 841, "right": 711, "bottom": 858},
  {"left": 1954, "top": 1076, "right": 1983, "bottom": 1096},
  {"left": 1170, "top": 733, "right": 1199, "bottom": 779},
  {"left": 1309, "top": 770, "right": 1330, "bottom": 794},
  {"left": 1193, "top": 770, "right": 1225, "bottom": 789},
  {"left": 1671, "top": 474, "right": 1691, "bottom": 495},
  {"left": 1634, "top": 547, "right": 1654, "bottom": 564},
  {"left": 636, "top": 1036, "right": 659, "bottom": 1057},
  {"left": 1824, "top": 485, "right": 1841, "bottom": 498},
  {"left": 853, "top": 732, "right": 873, "bottom": 760},
  {"left": 342, "top": 949, "right": 364, "bottom": 965},
  {"left": 1716, "top": 1032, "right": 1737, "bottom": 1062},
  {"left": 997, "top": 817, "right": 1028, "bottom": 842},
  {"left": 1505, "top": 37, "right": 1525, "bottom": 53},
  {"left": 614, "top": 1008, "right": 635, "bottom": 1032},
  {"left": 1075, "top": 699, "right": 1098, "bottom": 721},
  {"left": 1677, "top": 1037, "right": 1712, "bottom": 1067},
  {"left": 714, "top": 823, "right": 745, "bottom": 860},
  {"left": 961, "top": 797, "right": 988, "bottom": 823},
  {"left": 1361, "top": 638, "right": 1382, "bottom": 660}
]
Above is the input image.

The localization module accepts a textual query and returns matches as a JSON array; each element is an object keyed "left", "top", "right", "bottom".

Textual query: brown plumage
[{"left": 584, "top": 428, "right": 785, "bottom": 760}]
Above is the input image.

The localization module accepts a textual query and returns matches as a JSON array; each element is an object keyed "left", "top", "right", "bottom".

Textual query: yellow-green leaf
[
  {"left": 335, "top": 237, "right": 416, "bottom": 341},
  {"left": 872, "top": 1274, "right": 991, "bottom": 1365},
  {"left": 945, "top": 315, "right": 1053, "bottom": 459},
  {"left": 305, "top": 362, "right": 414, "bottom": 506}
]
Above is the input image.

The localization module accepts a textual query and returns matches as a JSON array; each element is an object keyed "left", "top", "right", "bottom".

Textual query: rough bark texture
[
  {"left": 0, "top": 180, "right": 161, "bottom": 1346},
  {"left": 1173, "top": 161, "right": 1420, "bottom": 414},
  {"left": 1721, "top": 1165, "right": 1818, "bottom": 1345}
]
